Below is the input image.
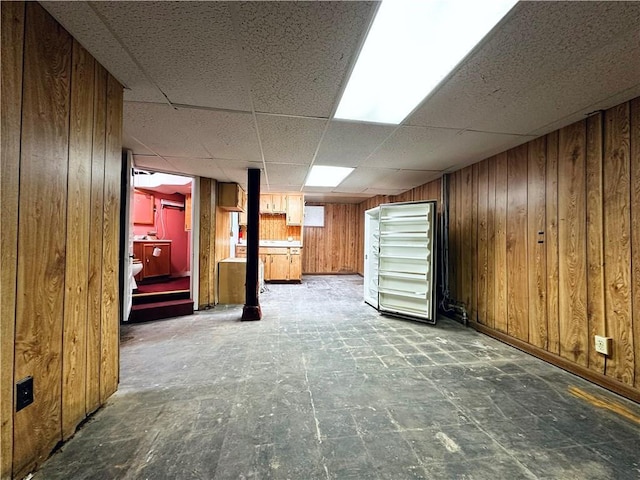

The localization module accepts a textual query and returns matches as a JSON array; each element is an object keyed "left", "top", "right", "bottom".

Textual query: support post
[{"left": 242, "top": 168, "right": 262, "bottom": 320}]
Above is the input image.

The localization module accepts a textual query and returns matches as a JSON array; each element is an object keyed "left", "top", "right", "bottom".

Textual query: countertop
[{"left": 237, "top": 240, "right": 302, "bottom": 247}]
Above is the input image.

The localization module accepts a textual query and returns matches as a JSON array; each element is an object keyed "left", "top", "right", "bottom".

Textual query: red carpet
[{"left": 136, "top": 276, "right": 190, "bottom": 294}]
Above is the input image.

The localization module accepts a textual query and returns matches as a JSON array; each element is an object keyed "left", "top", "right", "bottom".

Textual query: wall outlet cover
[
  {"left": 16, "top": 376, "right": 34, "bottom": 411},
  {"left": 594, "top": 335, "right": 612, "bottom": 356}
]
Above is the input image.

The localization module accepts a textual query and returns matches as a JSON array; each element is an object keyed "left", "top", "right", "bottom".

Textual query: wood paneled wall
[
  {"left": 448, "top": 98, "right": 640, "bottom": 402},
  {"left": 0, "top": 3, "right": 124, "bottom": 478},
  {"left": 198, "top": 178, "right": 232, "bottom": 308},
  {"left": 302, "top": 204, "right": 360, "bottom": 274}
]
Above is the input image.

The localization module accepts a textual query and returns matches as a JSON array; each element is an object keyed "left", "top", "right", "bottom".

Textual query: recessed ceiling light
[
  {"left": 335, "top": 0, "right": 517, "bottom": 124},
  {"left": 305, "top": 166, "right": 354, "bottom": 187}
]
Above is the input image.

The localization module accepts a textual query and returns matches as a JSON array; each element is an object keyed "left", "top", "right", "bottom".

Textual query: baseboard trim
[{"left": 470, "top": 321, "right": 640, "bottom": 404}]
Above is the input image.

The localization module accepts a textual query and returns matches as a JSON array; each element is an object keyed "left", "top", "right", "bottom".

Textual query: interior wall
[
  {"left": 302, "top": 203, "right": 360, "bottom": 274},
  {"left": 0, "top": 3, "right": 124, "bottom": 478},
  {"left": 447, "top": 97, "right": 640, "bottom": 402}
]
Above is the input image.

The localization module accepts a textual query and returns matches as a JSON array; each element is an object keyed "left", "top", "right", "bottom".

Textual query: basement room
[{"left": 2, "top": 1, "right": 640, "bottom": 479}]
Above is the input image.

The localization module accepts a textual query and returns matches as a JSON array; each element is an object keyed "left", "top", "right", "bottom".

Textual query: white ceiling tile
[
  {"left": 161, "top": 157, "right": 227, "bottom": 181},
  {"left": 124, "top": 103, "right": 261, "bottom": 160},
  {"left": 333, "top": 167, "right": 397, "bottom": 193},
  {"left": 257, "top": 115, "right": 326, "bottom": 165},
  {"left": 132, "top": 155, "right": 175, "bottom": 173},
  {"left": 406, "top": 2, "right": 640, "bottom": 135},
  {"left": 303, "top": 192, "right": 372, "bottom": 204},
  {"left": 234, "top": 1, "right": 378, "bottom": 117},
  {"left": 366, "top": 126, "right": 461, "bottom": 170},
  {"left": 315, "top": 120, "right": 395, "bottom": 167},
  {"left": 362, "top": 188, "right": 406, "bottom": 196},
  {"left": 264, "top": 164, "right": 310, "bottom": 188},
  {"left": 42, "top": 2, "right": 166, "bottom": 103},
  {"left": 90, "top": 2, "right": 251, "bottom": 111}
]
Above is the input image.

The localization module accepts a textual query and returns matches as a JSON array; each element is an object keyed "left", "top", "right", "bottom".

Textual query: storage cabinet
[
  {"left": 364, "top": 201, "right": 436, "bottom": 323},
  {"left": 259, "top": 193, "right": 286, "bottom": 214},
  {"left": 249, "top": 246, "right": 302, "bottom": 282},
  {"left": 134, "top": 241, "right": 171, "bottom": 281},
  {"left": 286, "top": 194, "right": 304, "bottom": 225},
  {"left": 218, "top": 182, "right": 246, "bottom": 212}
]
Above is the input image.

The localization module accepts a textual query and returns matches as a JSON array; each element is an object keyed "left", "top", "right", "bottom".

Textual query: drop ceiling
[{"left": 43, "top": 1, "right": 640, "bottom": 203}]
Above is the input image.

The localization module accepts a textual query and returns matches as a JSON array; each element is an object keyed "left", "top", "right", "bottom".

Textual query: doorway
[{"left": 126, "top": 167, "right": 195, "bottom": 321}]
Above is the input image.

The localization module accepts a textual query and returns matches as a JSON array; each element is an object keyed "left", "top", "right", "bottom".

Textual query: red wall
[{"left": 133, "top": 189, "right": 190, "bottom": 275}]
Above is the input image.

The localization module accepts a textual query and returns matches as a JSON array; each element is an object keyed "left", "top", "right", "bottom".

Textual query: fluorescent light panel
[
  {"left": 305, "top": 166, "right": 354, "bottom": 187},
  {"left": 335, "top": 0, "right": 517, "bottom": 124}
]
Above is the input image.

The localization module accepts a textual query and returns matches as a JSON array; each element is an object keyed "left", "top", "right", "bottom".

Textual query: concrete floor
[{"left": 36, "top": 275, "right": 640, "bottom": 479}]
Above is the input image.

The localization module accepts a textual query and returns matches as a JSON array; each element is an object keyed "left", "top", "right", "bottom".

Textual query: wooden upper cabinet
[
  {"left": 286, "top": 194, "right": 304, "bottom": 225},
  {"left": 218, "top": 182, "right": 246, "bottom": 212},
  {"left": 260, "top": 193, "right": 287, "bottom": 214}
]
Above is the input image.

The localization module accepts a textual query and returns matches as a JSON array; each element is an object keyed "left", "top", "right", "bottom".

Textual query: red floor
[{"left": 136, "top": 276, "right": 190, "bottom": 294}]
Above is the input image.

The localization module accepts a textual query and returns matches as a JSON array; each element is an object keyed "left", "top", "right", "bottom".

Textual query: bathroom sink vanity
[{"left": 133, "top": 240, "right": 171, "bottom": 281}]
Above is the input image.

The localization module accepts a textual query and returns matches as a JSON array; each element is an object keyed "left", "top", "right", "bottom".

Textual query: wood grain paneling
[
  {"left": 494, "top": 152, "right": 508, "bottom": 333},
  {"left": 603, "top": 103, "right": 634, "bottom": 385},
  {"left": 558, "top": 121, "right": 588, "bottom": 366},
  {"left": 1, "top": 2, "right": 25, "bottom": 477},
  {"left": 198, "top": 177, "right": 213, "bottom": 307},
  {"left": 471, "top": 163, "right": 479, "bottom": 321},
  {"left": 303, "top": 204, "right": 359, "bottom": 273},
  {"left": 13, "top": 3, "right": 72, "bottom": 475},
  {"left": 527, "top": 137, "right": 547, "bottom": 348},
  {"left": 448, "top": 173, "right": 458, "bottom": 300},
  {"left": 631, "top": 98, "right": 640, "bottom": 389},
  {"left": 99, "top": 73, "right": 122, "bottom": 403},
  {"left": 86, "top": 63, "right": 107, "bottom": 415},
  {"left": 546, "top": 130, "right": 560, "bottom": 354},
  {"left": 486, "top": 157, "right": 497, "bottom": 329},
  {"left": 461, "top": 167, "right": 473, "bottom": 313},
  {"left": 585, "top": 113, "right": 606, "bottom": 374},
  {"left": 507, "top": 145, "right": 529, "bottom": 341},
  {"left": 62, "top": 40, "right": 94, "bottom": 439},
  {"left": 214, "top": 204, "right": 230, "bottom": 305},
  {"left": 477, "top": 160, "right": 489, "bottom": 324}
]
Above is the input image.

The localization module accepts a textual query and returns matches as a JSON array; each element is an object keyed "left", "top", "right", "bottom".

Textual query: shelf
[
  {"left": 379, "top": 232, "right": 428, "bottom": 238},
  {"left": 379, "top": 254, "right": 427, "bottom": 261},
  {"left": 380, "top": 215, "right": 428, "bottom": 223},
  {"left": 378, "top": 288, "right": 426, "bottom": 299},
  {"left": 379, "top": 242, "right": 429, "bottom": 248},
  {"left": 379, "top": 271, "right": 426, "bottom": 280}
]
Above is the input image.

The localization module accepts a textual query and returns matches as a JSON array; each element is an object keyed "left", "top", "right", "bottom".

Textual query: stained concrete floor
[{"left": 36, "top": 275, "right": 640, "bottom": 479}]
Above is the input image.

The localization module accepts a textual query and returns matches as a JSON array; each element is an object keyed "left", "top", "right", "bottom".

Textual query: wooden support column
[{"left": 242, "top": 168, "right": 262, "bottom": 320}]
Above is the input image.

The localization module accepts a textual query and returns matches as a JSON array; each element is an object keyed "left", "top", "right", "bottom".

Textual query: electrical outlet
[
  {"left": 594, "top": 336, "right": 612, "bottom": 356},
  {"left": 16, "top": 376, "right": 34, "bottom": 411}
]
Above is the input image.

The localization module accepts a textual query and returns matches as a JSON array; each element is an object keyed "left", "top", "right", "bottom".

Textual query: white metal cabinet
[{"left": 366, "top": 201, "right": 437, "bottom": 323}]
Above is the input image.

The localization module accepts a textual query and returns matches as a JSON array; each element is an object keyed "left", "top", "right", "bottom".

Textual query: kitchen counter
[{"left": 238, "top": 240, "right": 302, "bottom": 247}]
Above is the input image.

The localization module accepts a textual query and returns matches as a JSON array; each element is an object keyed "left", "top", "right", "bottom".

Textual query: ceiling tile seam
[
  {"left": 227, "top": 2, "right": 270, "bottom": 189},
  {"left": 302, "top": 1, "right": 382, "bottom": 189},
  {"left": 87, "top": 1, "right": 174, "bottom": 110},
  {"left": 400, "top": 123, "right": 536, "bottom": 137},
  {"left": 127, "top": 135, "right": 175, "bottom": 168},
  {"left": 254, "top": 111, "right": 329, "bottom": 121}
]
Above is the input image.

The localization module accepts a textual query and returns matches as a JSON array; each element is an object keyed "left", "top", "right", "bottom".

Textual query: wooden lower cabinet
[
  {"left": 259, "top": 246, "right": 302, "bottom": 282},
  {"left": 134, "top": 241, "right": 171, "bottom": 281}
]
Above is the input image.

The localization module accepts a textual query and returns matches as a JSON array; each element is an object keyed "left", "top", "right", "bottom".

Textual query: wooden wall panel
[
  {"left": 477, "top": 160, "right": 489, "bottom": 324},
  {"left": 527, "top": 137, "right": 547, "bottom": 349},
  {"left": 603, "top": 103, "right": 634, "bottom": 385},
  {"left": 198, "top": 178, "right": 213, "bottom": 308},
  {"left": 0, "top": 2, "right": 25, "bottom": 477},
  {"left": 448, "top": 172, "right": 458, "bottom": 300},
  {"left": 494, "top": 152, "right": 508, "bottom": 333},
  {"left": 62, "top": 41, "right": 94, "bottom": 439},
  {"left": 460, "top": 167, "right": 473, "bottom": 313},
  {"left": 557, "top": 121, "right": 588, "bottom": 366},
  {"left": 302, "top": 204, "right": 358, "bottom": 274},
  {"left": 13, "top": 3, "right": 72, "bottom": 475},
  {"left": 99, "top": 74, "right": 123, "bottom": 403},
  {"left": 506, "top": 144, "right": 529, "bottom": 341},
  {"left": 471, "top": 164, "right": 478, "bottom": 321},
  {"left": 585, "top": 113, "right": 606, "bottom": 374},
  {"left": 486, "top": 157, "right": 496, "bottom": 329},
  {"left": 86, "top": 63, "right": 107, "bottom": 415},
  {"left": 545, "top": 131, "right": 560, "bottom": 354},
  {"left": 631, "top": 98, "right": 640, "bottom": 389}
]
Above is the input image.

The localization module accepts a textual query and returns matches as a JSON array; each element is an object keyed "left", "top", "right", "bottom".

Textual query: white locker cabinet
[
  {"left": 363, "top": 207, "right": 380, "bottom": 308},
  {"left": 365, "top": 201, "right": 437, "bottom": 323}
]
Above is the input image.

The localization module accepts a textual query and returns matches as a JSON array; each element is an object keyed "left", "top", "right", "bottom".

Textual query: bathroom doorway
[{"left": 126, "top": 167, "right": 195, "bottom": 322}]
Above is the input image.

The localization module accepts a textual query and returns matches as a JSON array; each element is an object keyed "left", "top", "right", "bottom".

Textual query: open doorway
[{"left": 127, "top": 168, "right": 195, "bottom": 322}]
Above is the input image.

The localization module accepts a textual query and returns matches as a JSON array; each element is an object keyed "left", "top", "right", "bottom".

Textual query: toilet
[{"left": 131, "top": 258, "right": 143, "bottom": 290}]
